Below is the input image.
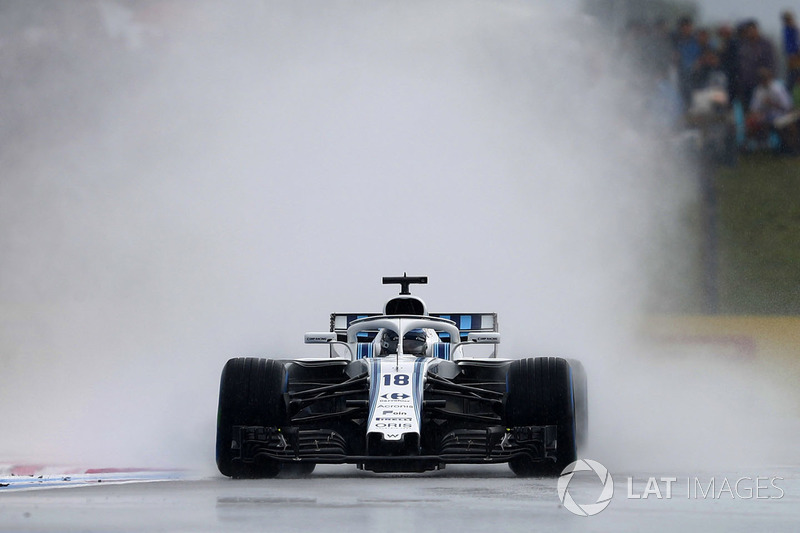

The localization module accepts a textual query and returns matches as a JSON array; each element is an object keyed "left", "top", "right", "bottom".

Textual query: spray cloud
[{"left": 1, "top": 1, "right": 792, "bottom": 473}]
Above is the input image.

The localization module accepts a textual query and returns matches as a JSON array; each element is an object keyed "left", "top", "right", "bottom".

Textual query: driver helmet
[{"left": 380, "top": 328, "right": 428, "bottom": 356}]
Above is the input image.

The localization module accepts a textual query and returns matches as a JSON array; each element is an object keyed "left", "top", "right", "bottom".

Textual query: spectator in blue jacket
[
  {"left": 782, "top": 11, "right": 800, "bottom": 94},
  {"left": 673, "top": 16, "right": 702, "bottom": 109}
]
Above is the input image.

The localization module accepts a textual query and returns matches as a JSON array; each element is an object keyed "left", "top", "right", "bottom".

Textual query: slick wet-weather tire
[
  {"left": 279, "top": 462, "right": 316, "bottom": 478},
  {"left": 505, "top": 357, "right": 578, "bottom": 477},
  {"left": 566, "top": 358, "right": 588, "bottom": 452},
  {"left": 216, "top": 357, "right": 288, "bottom": 478}
]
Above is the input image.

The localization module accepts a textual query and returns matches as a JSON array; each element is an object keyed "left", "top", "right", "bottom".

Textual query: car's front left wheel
[{"left": 504, "top": 357, "right": 578, "bottom": 477}]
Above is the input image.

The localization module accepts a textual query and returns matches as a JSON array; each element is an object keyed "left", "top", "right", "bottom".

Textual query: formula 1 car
[{"left": 216, "top": 275, "right": 588, "bottom": 478}]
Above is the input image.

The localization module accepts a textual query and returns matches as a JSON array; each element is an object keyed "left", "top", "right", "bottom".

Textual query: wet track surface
[{"left": 1, "top": 465, "right": 798, "bottom": 532}]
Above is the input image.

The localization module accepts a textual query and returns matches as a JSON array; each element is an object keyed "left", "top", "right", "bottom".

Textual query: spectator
[
  {"left": 696, "top": 27, "right": 714, "bottom": 54},
  {"left": 643, "top": 18, "right": 673, "bottom": 77},
  {"left": 746, "top": 67, "right": 796, "bottom": 150},
  {"left": 686, "top": 46, "right": 735, "bottom": 165},
  {"left": 673, "top": 16, "right": 702, "bottom": 109},
  {"left": 648, "top": 67, "right": 684, "bottom": 132},
  {"left": 690, "top": 48, "right": 727, "bottom": 93},
  {"left": 737, "top": 20, "right": 777, "bottom": 111},
  {"left": 782, "top": 11, "right": 800, "bottom": 95},
  {"left": 717, "top": 25, "right": 740, "bottom": 105}
]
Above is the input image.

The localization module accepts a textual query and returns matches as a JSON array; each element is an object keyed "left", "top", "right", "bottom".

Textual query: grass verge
[{"left": 716, "top": 154, "right": 800, "bottom": 314}]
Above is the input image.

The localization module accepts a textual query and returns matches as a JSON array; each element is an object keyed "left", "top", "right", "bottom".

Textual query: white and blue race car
[{"left": 216, "top": 275, "right": 588, "bottom": 478}]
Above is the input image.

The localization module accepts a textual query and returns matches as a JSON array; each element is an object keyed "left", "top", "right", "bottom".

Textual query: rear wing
[{"left": 330, "top": 313, "right": 499, "bottom": 343}]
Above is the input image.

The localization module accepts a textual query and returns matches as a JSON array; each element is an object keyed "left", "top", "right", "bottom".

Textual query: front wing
[{"left": 228, "top": 357, "right": 558, "bottom": 473}]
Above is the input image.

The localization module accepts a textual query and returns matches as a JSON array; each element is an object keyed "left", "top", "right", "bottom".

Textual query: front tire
[
  {"left": 567, "top": 358, "right": 588, "bottom": 452},
  {"left": 280, "top": 462, "right": 316, "bottom": 478},
  {"left": 505, "top": 357, "right": 577, "bottom": 476},
  {"left": 216, "top": 357, "right": 288, "bottom": 478}
]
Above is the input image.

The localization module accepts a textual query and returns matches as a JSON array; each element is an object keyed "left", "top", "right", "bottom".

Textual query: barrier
[
  {"left": 640, "top": 315, "right": 800, "bottom": 388},
  {"left": 0, "top": 464, "right": 183, "bottom": 491}
]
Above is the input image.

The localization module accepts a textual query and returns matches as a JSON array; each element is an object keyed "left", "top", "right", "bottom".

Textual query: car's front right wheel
[{"left": 216, "top": 357, "right": 287, "bottom": 478}]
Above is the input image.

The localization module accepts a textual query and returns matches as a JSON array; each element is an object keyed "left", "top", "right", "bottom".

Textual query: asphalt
[{"left": 1, "top": 464, "right": 797, "bottom": 532}]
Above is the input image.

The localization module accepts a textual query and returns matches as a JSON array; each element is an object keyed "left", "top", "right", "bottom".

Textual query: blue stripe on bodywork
[
  {"left": 412, "top": 357, "right": 426, "bottom": 425},
  {"left": 357, "top": 344, "right": 373, "bottom": 359},
  {"left": 367, "top": 359, "right": 380, "bottom": 424},
  {"left": 433, "top": 343, "right": 450, "bottom": 360}
]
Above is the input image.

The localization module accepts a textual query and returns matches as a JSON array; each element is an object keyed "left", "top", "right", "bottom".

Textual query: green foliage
[{"left": 716, "top": 154, "right": 800, "bottom": 315}]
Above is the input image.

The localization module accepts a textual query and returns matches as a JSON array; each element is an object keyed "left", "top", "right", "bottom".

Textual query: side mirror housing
[
  {"left": 304, "top": 332, "right": 337, "bottom": 344},
  {"left": 466, "top": 332, "right": 500, "bottom": 344}
]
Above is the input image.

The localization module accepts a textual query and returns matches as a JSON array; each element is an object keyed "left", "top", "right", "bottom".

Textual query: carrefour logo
[{"left": 557, "top": 459, "right": 614, "bottom": 517}]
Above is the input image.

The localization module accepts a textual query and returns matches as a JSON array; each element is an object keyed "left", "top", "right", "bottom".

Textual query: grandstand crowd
[
  {"left": 2, "top": 3, "right": 799, "bottom": 159},
  {"left": 619, "top": 12, "right": 800, "bottom": 156}
]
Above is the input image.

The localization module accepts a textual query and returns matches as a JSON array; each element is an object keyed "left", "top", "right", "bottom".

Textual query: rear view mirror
[
  {"left": 305, "top": 332, "right": 353, "bottom": 359},
  {"left": 466, "top": 332, "right": 500, "bottom": 344},
  {"left": 304, "top": 332, "right": 336, "bottom": 344}
]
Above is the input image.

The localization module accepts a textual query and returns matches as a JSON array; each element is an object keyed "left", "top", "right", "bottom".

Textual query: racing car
[{"left": 216, "top": 275, "right": 588, "bottom": 478}]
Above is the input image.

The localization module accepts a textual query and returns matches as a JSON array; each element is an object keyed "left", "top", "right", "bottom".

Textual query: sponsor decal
[
  {"left": 380, "top": 393, "right": 410, "bottom": 400},
  {"left": 367, "top": 358, "right": 428, "bottom": 438}
]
